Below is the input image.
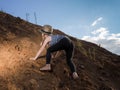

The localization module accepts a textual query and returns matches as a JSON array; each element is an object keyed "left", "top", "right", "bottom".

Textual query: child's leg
[
  {"left": 66, "top": 46, "right": 79, "bottom": 79},
  {"left": 40, "top": 40, "right": 63, "bottom": 71},
  {"left": 46, "top": 41, "right": 63, "bottom": 64},
  {"left": 65, "top": 43, "right": 76, "bottom": 73}
]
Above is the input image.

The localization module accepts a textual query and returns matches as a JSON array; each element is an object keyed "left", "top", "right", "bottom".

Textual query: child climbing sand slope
[{"left": 30, "top": 25, "right": 79, "bottom": 79}]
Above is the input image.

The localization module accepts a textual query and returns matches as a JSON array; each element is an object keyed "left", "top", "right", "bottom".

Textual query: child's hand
[{"left": 30, "top": 57, "right": 36, "bottom": 60}]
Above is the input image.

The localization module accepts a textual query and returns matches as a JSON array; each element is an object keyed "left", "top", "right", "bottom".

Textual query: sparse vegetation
[
  {"left": 76, "top": 39, "right": 88, "bottom": 57},
  {"left": 76, "top": 40, "right": 96, "bottom": 61}
]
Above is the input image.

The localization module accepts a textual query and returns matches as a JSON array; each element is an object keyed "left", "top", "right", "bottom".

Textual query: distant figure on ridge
[{"left": 30, "top": 25, "right": 79, "bottom": 79}]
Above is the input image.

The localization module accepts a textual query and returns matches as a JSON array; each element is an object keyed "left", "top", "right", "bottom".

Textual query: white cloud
[
  {"left": 91, "top": 27, "right": 109, "bottom": 40},
  {"left": 91, "top": 17, "right": 103, "bottom": 26},
  {"left": 82, "top": 27, "right": 120, "bottom": 55}
]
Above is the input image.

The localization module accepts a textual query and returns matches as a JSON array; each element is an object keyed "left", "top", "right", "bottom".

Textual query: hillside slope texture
[{"left": 0, "top": 11, "right": 120, "bottom": 90}]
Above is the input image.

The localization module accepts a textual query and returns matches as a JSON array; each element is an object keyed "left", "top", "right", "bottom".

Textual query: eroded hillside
[{"left": 0, "top": 11, "right": 120, "bottom": 90}]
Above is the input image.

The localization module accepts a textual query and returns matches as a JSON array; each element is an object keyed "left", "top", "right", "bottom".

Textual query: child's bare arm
[{"left": 30, "top": 37, "right": 50, "bottom": 60}]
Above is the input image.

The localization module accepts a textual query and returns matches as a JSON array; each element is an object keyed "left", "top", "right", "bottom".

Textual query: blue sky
[{"left": 0, "top": 0, "right": 120, "bottom": 55}]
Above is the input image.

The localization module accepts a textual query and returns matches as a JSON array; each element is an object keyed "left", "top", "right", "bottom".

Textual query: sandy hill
[{"left": 0, "top": 11, "right": 120, "bottom": 90}]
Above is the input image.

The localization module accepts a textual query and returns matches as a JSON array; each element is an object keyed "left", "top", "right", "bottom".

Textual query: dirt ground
[{"left": 0, "top": 11, "right": 120, "bottom": 90}]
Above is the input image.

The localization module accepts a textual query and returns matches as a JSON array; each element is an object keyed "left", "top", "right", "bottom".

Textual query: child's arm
[{"left": 30, "top": 36, "right": 51, "bottom": 60}]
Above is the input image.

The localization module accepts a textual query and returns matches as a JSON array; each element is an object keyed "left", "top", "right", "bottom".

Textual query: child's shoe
[
  {"left": 72, "top": 72, "right": 79, "bottom": 79},
  {"left": 40, "top": 64, "right": 51, "bottom": 71}
]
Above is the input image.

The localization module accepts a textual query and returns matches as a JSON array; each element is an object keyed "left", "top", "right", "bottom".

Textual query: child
[{"left": 30, "top": 25, "right": 79, "bottom": 79}]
